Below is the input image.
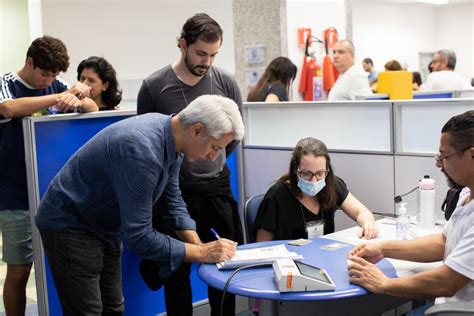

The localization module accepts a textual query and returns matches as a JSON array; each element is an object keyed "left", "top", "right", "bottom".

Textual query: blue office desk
[{"left": 199, "top": 238, "right": 405, "bottom": 315}]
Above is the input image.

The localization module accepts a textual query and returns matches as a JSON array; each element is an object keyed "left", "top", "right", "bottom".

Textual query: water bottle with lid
[
  {"left": 416, "top": 174, "right": 430, "bottom": 224},
  {"left": 419, "top": 175, "right": 436, "bottom": 228},
  {"left": 396, "top": 203, "right": 410, "bottom": 240}
]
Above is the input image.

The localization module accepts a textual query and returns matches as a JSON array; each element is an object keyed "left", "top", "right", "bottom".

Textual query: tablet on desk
[
  {"left": 273, "top": 259, "right": 336, "bottom": 292},
  {"left": 295, "top": 261, "right": 333, "bottom": 285}
]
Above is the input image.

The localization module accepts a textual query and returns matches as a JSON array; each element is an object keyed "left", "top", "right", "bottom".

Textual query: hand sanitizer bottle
[{"left": 396, "top": 203, "right": 410, "bottom": 240}]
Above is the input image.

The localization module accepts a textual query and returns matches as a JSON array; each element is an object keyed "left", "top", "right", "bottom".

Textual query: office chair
[
  {"left": 243, "top": 194, "right": 264, "bottom": 244},
  {"left": 425, "top": 302, "right": 474, "bottom": 315}
]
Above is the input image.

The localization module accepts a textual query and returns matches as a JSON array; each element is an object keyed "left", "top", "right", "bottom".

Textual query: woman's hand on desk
[
  {"left": 347, "top": 256, "right": 388, "bottom": 294},
  {"left": 349, "top": 243, "right": 384, "bottom": 263},
  {"left": 358, "top": 223, "right": 379, "bottom": 240}
]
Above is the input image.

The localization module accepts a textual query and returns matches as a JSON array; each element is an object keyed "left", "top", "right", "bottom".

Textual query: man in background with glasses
[
  {"left": 419, "top": 50, "right": 471, "bottom": 91},
  {"left": 349, "top": 110, "right": 473, "bottom": 310}
]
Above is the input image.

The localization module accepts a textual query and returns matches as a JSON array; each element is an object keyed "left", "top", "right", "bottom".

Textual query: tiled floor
[{"left": 0, "top": 231, "right": 37, "bottom": 313}]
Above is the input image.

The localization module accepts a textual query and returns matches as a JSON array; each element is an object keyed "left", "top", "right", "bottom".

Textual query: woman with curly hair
[{"left": 77, "top": 56, "right": 122, "bottom": 110}]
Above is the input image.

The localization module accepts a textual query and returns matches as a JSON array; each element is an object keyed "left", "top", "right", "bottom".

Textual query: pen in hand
[{"left": 210, "top": 228, "right": 221, "bottom": 240}]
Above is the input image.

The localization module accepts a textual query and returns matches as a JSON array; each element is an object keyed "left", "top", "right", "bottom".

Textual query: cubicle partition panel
[
  {"left": 243, "top": 101, "right": 392, "bottom": 151},
  {"left": 23, "top": 111, "right": 222, "bottom": 315},
  {"left": 241, "top": 99, "right": 473, "bottom": 229},
  {"left": 456, "top": 91, "right": 474, "bottom": 98},
  {"left": 391, "top": 99, "right": 474, "bottom": 220},
  {"left": 393, "top": 99, "right": 474, "bottom": 154},
  {"left": 330, "top": 152, "right": 395, "bottom": 230}
]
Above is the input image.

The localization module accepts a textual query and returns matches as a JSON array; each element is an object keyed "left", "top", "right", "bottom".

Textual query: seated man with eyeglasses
[
  {"left": 252, "top": 137, "right": 378, "bottom": 242},
  {"left": 348, "top": 110, "right": 473, "bottom": 309}
]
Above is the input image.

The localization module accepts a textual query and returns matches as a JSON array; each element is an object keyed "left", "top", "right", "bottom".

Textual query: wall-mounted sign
[
  {"left": 245, "top": 67, "right": 265, "bottom": 86},
  {"left": 245, "top": 45, "right": 266, "bottom": 64}
]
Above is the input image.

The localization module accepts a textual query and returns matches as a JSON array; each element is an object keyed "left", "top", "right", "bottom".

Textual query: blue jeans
[{"left": 40, "top": 230, "right": 124, "bottom": 315}]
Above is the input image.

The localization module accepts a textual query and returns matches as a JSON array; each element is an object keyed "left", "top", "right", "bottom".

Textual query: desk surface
[{"left": 198, "top": 237, "right": 397, "bottom": 301}]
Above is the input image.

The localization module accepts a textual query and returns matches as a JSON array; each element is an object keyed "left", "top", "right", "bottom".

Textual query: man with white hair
[
  {"left": 328, "top": 39, "right": 372, "bottom": 101},
  {"left": 35, "top": 95, "right": 244, "bottom": 315},
  {"left": 420, "top": 49, "right": 471, "bottom": 91}
]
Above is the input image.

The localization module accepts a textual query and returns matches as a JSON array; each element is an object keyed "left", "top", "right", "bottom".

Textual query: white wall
[
  {"left": 0, "top": 0, "right": 30, "bottom": 74},
  {"left": 352, "top": 2, "right": 437, "bottom": 72},
  {"left": 41, "top": 0, "right": 235, "bottom": 103},
  {"left": 436, "top": 2, "right": 474, "bottom": 82},
  {"left": 286, "top": 0, "right": 346, "bottom": 101}
]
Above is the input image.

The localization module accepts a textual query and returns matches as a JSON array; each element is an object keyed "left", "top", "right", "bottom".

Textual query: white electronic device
[{"left": 273, "top": 259, "right": 336, "bottom": 292}]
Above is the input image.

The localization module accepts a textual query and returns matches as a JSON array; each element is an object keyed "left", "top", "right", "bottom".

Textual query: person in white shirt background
[
  {"left": 419, "top": 49, "right": 471, "bottom": 91},
  {"left": 327, "top": 40, "right": 372, "bottom": 101}
]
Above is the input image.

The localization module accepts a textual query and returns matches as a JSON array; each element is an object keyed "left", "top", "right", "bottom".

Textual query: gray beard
[{"left": 443, "top": 170, "right": 463, "bottom": 189}]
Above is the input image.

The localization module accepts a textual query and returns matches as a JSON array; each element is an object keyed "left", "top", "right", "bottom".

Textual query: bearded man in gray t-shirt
[{"left": 137, "top": 13, "right": 243, "bottom": 316}]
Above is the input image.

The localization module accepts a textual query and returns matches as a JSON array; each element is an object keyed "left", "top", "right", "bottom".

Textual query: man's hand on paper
[
  {"left": 201, "top": 238, "right": 237, "bottom": 263},
  {"left": 347, "top": 256, "right": 388, "bottom": 294}
]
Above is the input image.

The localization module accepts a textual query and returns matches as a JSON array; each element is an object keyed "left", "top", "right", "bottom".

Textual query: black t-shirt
[
  {"left": 252, "top": 177, "right": 349, "bottom": 240},
  {"left": 256, "top": 82, "right": 288, "bottom": 101}
]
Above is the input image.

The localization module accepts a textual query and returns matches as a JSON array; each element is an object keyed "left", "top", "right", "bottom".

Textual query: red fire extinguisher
[
  {"left": 304, "top": 58, "right": 322, "bottom": 101},
  {"left": 323, "top": 27, "right": 339, "bottom": 91},
  {"left": 299, "top": 34, "right": 324, "bottom": 100}
]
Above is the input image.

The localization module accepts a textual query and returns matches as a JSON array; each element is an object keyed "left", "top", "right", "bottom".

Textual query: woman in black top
[
  {"left": 252, "top": 137, "right": 378, "bottom": 241},
  {"left": 247, "top": 57, "right": 297, "bottom": 102}
]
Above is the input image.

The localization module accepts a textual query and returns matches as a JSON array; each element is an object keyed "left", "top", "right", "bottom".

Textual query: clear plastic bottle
[
  {"left": 396, "top": 203, "right": 410, "bottom": 240},
  {"left": 48, "top": 105, "right": 60, "bottom": 115}
]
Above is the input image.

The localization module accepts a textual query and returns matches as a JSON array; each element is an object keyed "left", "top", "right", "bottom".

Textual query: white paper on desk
[{"left": 216, "top": 244, "right": 303, "bottom": 270}]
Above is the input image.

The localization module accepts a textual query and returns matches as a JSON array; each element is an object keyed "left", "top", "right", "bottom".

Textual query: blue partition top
[
  {"left": 413, "top": 91, "right": 453, "bottom": 99},
  {"left": 198, "top": 238, "right": 397, "bottom": 301}
]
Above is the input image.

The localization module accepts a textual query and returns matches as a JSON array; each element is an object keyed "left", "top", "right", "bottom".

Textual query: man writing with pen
[
  {"left": 35, "top": 95, "right": 243, "bottom": 315},
  {"left": 211, "top": 228, "right": 222, "bottom": 240}
]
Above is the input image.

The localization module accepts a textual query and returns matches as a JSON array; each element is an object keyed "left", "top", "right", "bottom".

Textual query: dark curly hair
[
  {"left": 279, "top": 137, "right": 338, "bottom": 211},
  {"left": 26, "top": 35, "right": 69, "bottom": 73},
  {"left": 77, "top": 56, "right": 122, "bottom": 110},
  {"left": 178, "top": 13, "right": 222, "bottom": 47}
]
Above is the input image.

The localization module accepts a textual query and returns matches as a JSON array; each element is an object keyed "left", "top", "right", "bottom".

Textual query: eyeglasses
[
  {"left": 435, "top": 146, "right": 471, "bottom": 166},
  {"left": 297, "top": 169, "right": 328, "bottom": 181},
  {"left": 435, "top": 151, "right": 460, "bottom": 166}
]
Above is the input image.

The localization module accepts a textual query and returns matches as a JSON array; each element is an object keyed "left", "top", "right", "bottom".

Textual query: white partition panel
[
  {"left": 243, "top": 148, "right": 291, "bottom": 199},
  {"left": 244, "top": 101, "right": 393, "bottom": 152},
  {"left": 394, "top": 99, "right": 474, "bottom": 154},
  {"left": 456, "top": 91, "right": 474, "bottom": 98},
  {"left": 332, "top": 153, "right": 395, "bottom": 231}
]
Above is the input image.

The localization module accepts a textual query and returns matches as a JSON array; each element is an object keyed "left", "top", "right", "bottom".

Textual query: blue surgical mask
[{"left": 297, "top": 177, "right": 326, "bottom": 197}]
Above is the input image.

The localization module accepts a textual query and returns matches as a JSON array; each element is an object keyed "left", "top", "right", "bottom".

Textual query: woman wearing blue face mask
[{"left": 252, "top": 137, "right": 378, "bottom": 242}]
